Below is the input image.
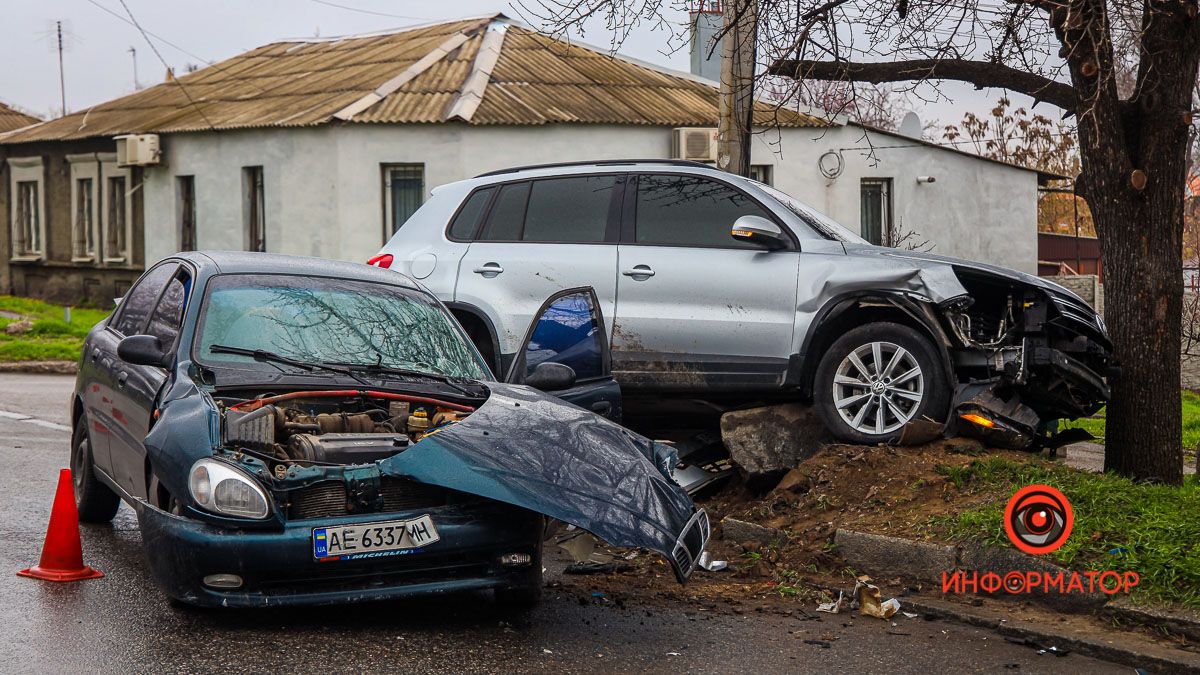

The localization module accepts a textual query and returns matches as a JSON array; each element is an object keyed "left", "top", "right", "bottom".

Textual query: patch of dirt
[{"left": 556, "top": 439, "right": 1054, "bottom": 609}]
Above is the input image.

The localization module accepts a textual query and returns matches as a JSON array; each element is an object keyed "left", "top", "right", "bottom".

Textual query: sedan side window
[
  {"left": 145, "top": 272, "right": 190, "bottom": 349},
  {"left": 111, "top": 263, "right": 177, "bottom": 336},
  {"left": 523, "top": 290, "right": 605, "bottom": 381},
  {"left": 635, "top": 174, "right": 775, "bottom": 249}
]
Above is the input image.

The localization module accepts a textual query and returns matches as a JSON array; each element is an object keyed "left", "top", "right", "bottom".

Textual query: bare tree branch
[{"left": 768, "top": 57, "right": 1078, "bottom": 110}]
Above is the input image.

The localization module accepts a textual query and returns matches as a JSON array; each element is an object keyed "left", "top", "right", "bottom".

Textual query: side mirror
[
  {"left": 525, "top": 361, "right": 576, "bottom": 391},
  {"left": 117, "top": 334, "right": 169, "bottom": 368},
  {"left": 731, "top": 215, "right": 788, "bottom": 251}
]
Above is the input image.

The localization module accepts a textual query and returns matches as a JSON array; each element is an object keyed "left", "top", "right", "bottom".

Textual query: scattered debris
[
  {"left": 803, "top": 639, "right": 832, "bottom": 648},
  {"left": 816, "top": 591, "right": 850, "bottom": 614},
  {"left": 902, "top": 612, "right": 919, "bottom": 619},
  {"left": 854, "top": 576, "right": 900, "bottom": 619},
  {"left": 666, "top": 652, "right": 682, "bottom": 657},
  {"left": 556, "top": 530, "right": 598, "bottom": 563},
  {"left": 4, "top": 319, "right": 32, "bottom": 335},
  {"left": 697, "top": 551, "right": 728, "bottom": 572},
  {"left": 564, "top": 561, "right": 633, "bottom": 575},
  {"left": 1003, "top": 636, "right": 1070, "bottom": 657}
]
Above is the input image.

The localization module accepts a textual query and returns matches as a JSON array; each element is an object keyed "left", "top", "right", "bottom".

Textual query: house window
[
  {"left": 749, "top": 165, "right": 773, "bottom": 186},
  {"left": 243, "top": 166, "right": 265, "bottom": 252},
  {"left": 383, "top": 164, "right": 424, "bottom": 239},
  {"left": 105, "top": 175, "right": 129, "bottom": 262},
  {"left": 177, "top": 176, "right": 197, "bottom": 252},
  {"left": 860, "top": 178, "right": 892, "bottom": 246},
  {"left": 8, "top": 156, "right": 45, "bottom": 260},
  {"left": 73, "top": 178, "right": 96, "bottom": 260},
  {"left": 14, "top": 181, "right": 41, "bottom": 257}
]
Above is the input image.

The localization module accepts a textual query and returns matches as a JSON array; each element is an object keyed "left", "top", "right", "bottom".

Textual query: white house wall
[
  {"left": 755, "top": 126, "right": 1039, "bottom": 273},
  {"left": 140, "top": 122, "right": 1037, "bottom": 273}
]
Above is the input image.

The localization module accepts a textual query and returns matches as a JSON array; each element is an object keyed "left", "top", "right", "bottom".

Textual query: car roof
[
  {"left": 456, "top": 159, "right": 753, "bottom": 188},
  {"left": 169, "top": 251, "right": 420, "bottom": 289}
]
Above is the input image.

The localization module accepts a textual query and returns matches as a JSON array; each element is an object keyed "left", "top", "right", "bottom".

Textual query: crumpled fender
[
  {"left": 796, "top": 251, "right": 969, "bottom": 315},
  {"left": 142, "top": 367, "right": 222, "bottom": 506},
  {"left": 378, "top": 383, "right": 708, "bottom": 581}
]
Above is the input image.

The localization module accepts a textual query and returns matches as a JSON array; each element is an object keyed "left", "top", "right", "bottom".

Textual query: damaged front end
[
  {"left": 939, "top": 267, "right": 1112, "bottom": 449},
  {"left": 140, "top": 381, "right": 708, "bottom": 606}
]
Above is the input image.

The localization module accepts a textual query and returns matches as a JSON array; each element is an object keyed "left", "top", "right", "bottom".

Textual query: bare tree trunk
[{"left": 718, "top": 0, "right": 757, "bottom": 177}]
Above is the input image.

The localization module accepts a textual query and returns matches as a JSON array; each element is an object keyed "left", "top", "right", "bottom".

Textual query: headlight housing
[{"left": 188, "top": 458, "right": 270, "bottom": 519}]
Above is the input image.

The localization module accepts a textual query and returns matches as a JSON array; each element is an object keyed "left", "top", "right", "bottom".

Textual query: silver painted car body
[{"left": 376, "top": 162, "right": 1102, "bottom": 394}]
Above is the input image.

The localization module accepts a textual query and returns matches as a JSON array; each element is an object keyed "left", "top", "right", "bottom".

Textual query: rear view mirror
[
  {"left": 117, "top": 334, "right": 169, "bottom": 368},
  {"left": 731, "top": 215, "right": 788, "bottom": 250},
  {"left": 525, "top": 362, "right": 576, "bottom": 391}
]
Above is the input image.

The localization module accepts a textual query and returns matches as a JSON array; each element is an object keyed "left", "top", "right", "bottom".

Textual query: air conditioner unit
[
  {"left": 671, "top": 127, "right": 719, "bottom": 162},
  {"left": 114, "top": 134, "right": 161, "bottom": 167}
]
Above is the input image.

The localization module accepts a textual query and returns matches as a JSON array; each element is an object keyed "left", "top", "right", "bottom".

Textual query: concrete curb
[
  {"left": 0, "top": 360, "right": 77, "bottom": 374},
  {"left": 834, "top": 528, "right": 1107, "bottom": 612},
  {"left": 813, "top": 581, "right": 1200, "bottom": 673},
  {"left": 1105, "top": 599, "right": 1200, "bottom": 643}
]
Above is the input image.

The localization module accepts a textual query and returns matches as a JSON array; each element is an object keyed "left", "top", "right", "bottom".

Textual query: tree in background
[{"left": 944, "top": 96, "right": 1094, "bottom": 237}]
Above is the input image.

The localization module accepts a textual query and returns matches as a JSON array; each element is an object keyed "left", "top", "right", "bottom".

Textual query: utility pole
[
  {"left": 56, "top": 21, "right": 67, "bottom": 115},
  {"left": 717, "top": 0, "right": 757, "bottom": 177},
  {"left": 128, "top": 46, "right": 139, "bottom": 90}
]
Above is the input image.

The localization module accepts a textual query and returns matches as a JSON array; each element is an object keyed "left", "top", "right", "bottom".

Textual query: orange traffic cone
[{"left": 17, "top": 468, "right": 103, "bottom": 582}]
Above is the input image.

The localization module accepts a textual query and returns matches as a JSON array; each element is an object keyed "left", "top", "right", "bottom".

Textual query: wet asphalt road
[{"left": 0, "top": 374, "right": 1130, "bottom": 674}]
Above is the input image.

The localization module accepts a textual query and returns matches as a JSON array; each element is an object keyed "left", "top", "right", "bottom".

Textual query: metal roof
[
  {"left": 0, "top": 14, "right": 827, "bottom": 144},
  {"left": 0, "top": 102, "right": 40, "bottom": 134}
]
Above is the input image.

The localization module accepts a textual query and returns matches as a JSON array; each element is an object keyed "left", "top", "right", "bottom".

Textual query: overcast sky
[{"left": 0, "top": 0, "right": 1013, "bottom": 131}]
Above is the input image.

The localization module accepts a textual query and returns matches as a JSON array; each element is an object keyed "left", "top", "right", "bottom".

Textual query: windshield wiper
[
  {"left": 329, "top": 361, "right": 479, "bottom": 397},
  {"left": 209, "top": 344, "right": 374, "bottom": 387}
]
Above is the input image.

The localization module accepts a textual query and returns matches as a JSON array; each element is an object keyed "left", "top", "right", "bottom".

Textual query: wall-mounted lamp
[{"left": 916, "top": 176, "right": 937, "bottom": 184}]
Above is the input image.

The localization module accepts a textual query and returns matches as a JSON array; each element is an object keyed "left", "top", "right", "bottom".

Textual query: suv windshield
[
  {"left": 195, "top": 274, "right": 488, "bottom": 380},
  {"left": 756, "top": 183, "right": 869, "bottom": 245}
]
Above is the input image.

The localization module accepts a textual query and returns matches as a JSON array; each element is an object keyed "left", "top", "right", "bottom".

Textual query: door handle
[
  {"left": 591, "top": 401, "right": 612, "bottom": 416},
  {"left": 622, "top": 265, "right": 655, "bottom": 279},
  {"left": 473, "top": 263, "right": 504, "bottom": 277},
  {"left": 117, "top": 372, "right": 128, "bottom": 389}
]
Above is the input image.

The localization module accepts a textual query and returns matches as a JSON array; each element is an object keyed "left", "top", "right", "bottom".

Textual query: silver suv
[{"left": 373, "top": 160, "right": 1111, "bottom": 447}]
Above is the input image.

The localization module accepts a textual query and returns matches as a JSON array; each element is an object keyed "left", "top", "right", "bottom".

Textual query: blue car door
[{"left": 504, "top": 287, "right": 622, "bottom": 422}]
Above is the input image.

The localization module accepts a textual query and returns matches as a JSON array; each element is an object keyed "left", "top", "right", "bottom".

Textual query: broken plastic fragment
[
  {"left": 816, "top": 591, "right": 848, "bottom": 614},
  {"left": 698, "top": 551, "right": 728, "bottom": 571},
  {"left": 854, "top": 577, "right": 900, "bottom": 619}
]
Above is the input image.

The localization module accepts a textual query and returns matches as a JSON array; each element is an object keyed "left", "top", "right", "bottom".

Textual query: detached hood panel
[{"left": 378, "top": 383, "right": 708, "bottom": 581}]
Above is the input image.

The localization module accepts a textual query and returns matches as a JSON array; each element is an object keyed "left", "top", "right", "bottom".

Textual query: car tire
[
  {"left": 71, "top": 417, "right": 120, "bottom": 523},
  {"left": 814, "top": 322, "right": 950, "bottom": 445}
]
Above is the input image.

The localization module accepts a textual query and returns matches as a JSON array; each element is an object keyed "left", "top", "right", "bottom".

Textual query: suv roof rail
[{"left": 474, "top": 159, "right": 714, "bottom": 178}]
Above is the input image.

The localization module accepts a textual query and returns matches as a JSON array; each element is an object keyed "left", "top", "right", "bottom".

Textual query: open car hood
[{"left": 378, "top": 383, "right": 710, "bottom": 582}]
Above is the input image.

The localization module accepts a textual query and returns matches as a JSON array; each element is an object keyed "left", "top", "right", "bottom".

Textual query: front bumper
[{"left": 137, "top": 501, "right": 542, "bottom": 608}]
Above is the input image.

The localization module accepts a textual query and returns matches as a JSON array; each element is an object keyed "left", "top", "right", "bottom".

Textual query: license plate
[{"left": 312, "top": 515, "right": 440, "bottom": 562}]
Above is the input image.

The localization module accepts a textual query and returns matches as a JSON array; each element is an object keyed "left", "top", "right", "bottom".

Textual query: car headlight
[{"left": 188, "top": 458, "right": 270, "bottom": 519}]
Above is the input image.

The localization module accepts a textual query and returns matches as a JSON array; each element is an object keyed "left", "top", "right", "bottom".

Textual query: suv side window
[
  {"left": 523, "top": 176, "right": 616, "bottom": 243},
  {"left": 146, "top": 271, "right": 190, "bottom": 349},
  {"left": 448, "top": 186, "right": 496, "bottom": 240},
  {"left": 479, "top": 182, "right": 529, "bottom": 241},
  {"left": 111, "top": 263, "right": 178, "bottom": 336},
  {"left": 634, "top": 174, "right": 775, "bottom": 249}
]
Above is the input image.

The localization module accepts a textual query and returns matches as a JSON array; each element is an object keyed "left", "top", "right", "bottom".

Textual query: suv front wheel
[{"left": 814, "top": 322, "right": 950, "bottom": 444}]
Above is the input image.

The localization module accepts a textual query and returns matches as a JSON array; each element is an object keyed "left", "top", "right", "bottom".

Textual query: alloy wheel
[{"left": 832, "top": 341, "right": 924, "bottom": 435}]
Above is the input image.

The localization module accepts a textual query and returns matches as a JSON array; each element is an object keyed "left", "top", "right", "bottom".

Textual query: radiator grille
[{"left": 287, "top": 478, "right": 447, "bottom": 520}]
